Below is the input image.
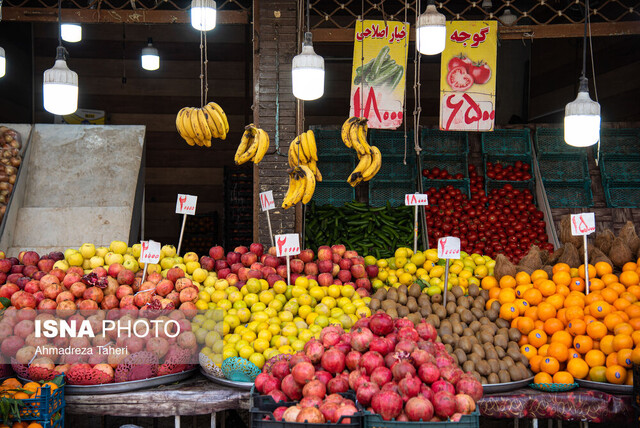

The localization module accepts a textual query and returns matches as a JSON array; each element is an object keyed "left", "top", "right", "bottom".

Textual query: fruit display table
[
  {"left": 64, "top": 374, "right": 251, "bottom": 427},
  {"left": 478, "top": 387, "right": 634, "bottom": 423}
]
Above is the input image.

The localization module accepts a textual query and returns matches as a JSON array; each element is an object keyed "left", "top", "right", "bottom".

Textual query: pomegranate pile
[{"left": 254, "top": 314, "right": 483, "bottom": 423}]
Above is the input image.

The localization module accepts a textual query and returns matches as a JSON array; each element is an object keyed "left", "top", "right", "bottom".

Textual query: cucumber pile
[
  {"left": 353, "top": 46, "right": 404, "bottom": 91},
  {"left": 305, "top": 201, "right": 419, "bottom": 258}
]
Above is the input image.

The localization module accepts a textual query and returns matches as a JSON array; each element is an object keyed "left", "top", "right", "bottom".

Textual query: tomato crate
[
  {"left": 481, "top": 128, "right": 531, "bottom": 155},
  {"left": 543, "top": 179, "right": 593, "bottom": 208},
  {"left": 369, "top": 129, "right": 415, "bottom": 156},
  {"left": 537, "top": 153, "right": 590, "bottom": 181},
  {"left": 423, "top": 178, "right": 470, "bottom": 198},
  {"left": 420, "top": 129, "right": 469, "bottom": 155},
  {"left": 483, "top": 153, "right": 535, "bottom": 183},
  {"left": 376, "top": 154, "right": 416, "bottom": 182},
  {"left": 534, "top": 128, "right": 588, "bottom": 155},
  {"left": 604, "top": 181, "right": 640, "bottom": 208},
  {"left": 599, "top": 128, "right": 640, "bottom": 155},
  {"left": 421, "top": 154, "right": 468, "bottom": 178},
  {"left": 485, "top": 179, "right": 536, "bottom": 203},
  {"left": 369, "top": 179, "right": 416, "bottom": 207},
  {"left": 5, "top": 384, "right": 65, "bottom": 428},
  {"left": 317, "top": 154, "right": 355, "bottom": 181},
  {"left": 314, "top": 181, "right": 356, "bottom": 206},
  {"left": 363, "top": 409, "right": 479, "bottom": 428},
  {"left": 600, "top": 153, "right": 640, "bottom": 183},
  {"left": 311, "top": 128, "right": 344, "bottom": 154}
]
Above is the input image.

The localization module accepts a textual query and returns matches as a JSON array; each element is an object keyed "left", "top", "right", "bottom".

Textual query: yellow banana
[
  {"left": 297, "top": 134, "right": 310, "bottom": 164},
  {"left": 299, "top": 132, "right": 312, "bottom": 162},
  {"left": 349, "top": 120, "right": 366, "bottom": 156},
  {"left": 196, "top": 108, "right": 212, "bottom": 141},
  {"left": 288, "top": 136, "right": 300, "bottom": 167},
  {"left": 308, "top": 159, "right": 323, "bottom": 182},
  {"left": 282, "top": 173, "right": 296, "bottom": 209},
  {"left": 357, "top": 120, "right": 371, "bottom": 155},
  {"left": 190, "top": 108, "right": 206, "bottom": 144},
  {"left": 235, "top": 129, "right": 252, "bottom": 164},
  {"left": 181, "top": 108, "right": 197, "bottom": 140},
  {"left": 202, "top": 106, "right": 220, "bottom": 139},
  {"left": 290, "top": 170, "right": 307, "bottom": 205},
  {"left": 348, "top": 153, "right": 372, "bottom": 186},
  {"left": 306, "top": 130, "right": 318, "bottom": 161},
  {"left": 236, "top": 127, "right": 259, "bottom": 164},
  {"left": 341, "top": 117, "right": 357, "bottom": 149},
  {"left": 362, "top": 146, "right": 382, "bottom": 181},
  {"left": 176, "top": 108, "right": 191, "bottom": 144},
  {"left": 283, "top": 172, "right": 304, "bottom": 209},
  {"left": 253, "top": 128, "right": 270, "bottom": 164},
  {"left": 299, "top": 165, "right": 316, "bottom": 204},
  {"left": 206, "top": 105, "right": 226, "bottom": 140},
  {"left": 208, "top": 102, "right": 229, "bottom": 136}
]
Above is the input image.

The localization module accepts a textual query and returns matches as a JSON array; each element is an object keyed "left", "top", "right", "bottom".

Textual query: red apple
[
  {"left": 351, "top": 264, "right": 366, "bottom": 279},
  {"left": 199, "top": 256, "right": 215, "bottom": 271},
  {"left": 355, "top": 278, "right": 371, "bottom": 291},
  {"left": 332, "top": 264, "right": 340, "bottom": 276},
  {"left": 249, "top": 243, "right": 264, "bottom": 258},
  {"left": 331, "top": 244, "right": 346, "bottom": 256},
  {"left": 250, "top": 262, "right": 264, "bottom": 271},
  {"left": 351, "top": 256, "right": 365, "bottom": 265},
  {"left": 318, "top": 273, "right": 333, "bottom": 287},
  {"left": 332, "top": 279, "right": 343, "bottom": 285},
  {"left": 11, "top": 265, "right": 24, "bottom": 274},
  {"left": 247, "top": 269, "right": 263, "bottom": 279},
  {"left": 234, "top": 246, "right": 249, "bottom": 255},
  {"left": 290, "top": 259, "right": 304, "bottom": 274},
  {"left": 241, "top": 252, "right": 258, "bottom": 267},
  {"left": 365, "top": 265, "right": 379, "bottom": 278},
  {"left": 299, "top": 249, "right": 314, "bottom": 263},
  {"left": 317, "top": 246, "right": 332, "bottom": 261},
  {"left": 214, "top": 260, "right": 229, "bottom": 271},
  {"left": 261, "top": 266, "right": 276, "bottom": 278},
  {"left": 304, "top": 262, "right": 318, "bottom": 276},
  {"left": 276, "top": 264, "right": 288, "bottom": 278},
  {"left": 318, "top": 260, "right": 333, "bottom": 273},
  {"left": 37, "top": 258, "right": 55, "bottom": 273},
  {"left": 268, "top": 246, "right": 277, "bottom": 256},
  {"left": 339, "top": 258, "right": 353, "bottom": 270},
  {"left": 332, "top": 253, "right": 341, "bottom": 264},
  {"left": 226, "top": 252, "right": 241, "bottom": 265},
  {"left": 209, "top": 246, "right": 225, "bottom": 260},
  {"left": 356, "top": 288, "right": 370, "bottom": 297},
  {"left": 338, "top": 270, "right": 352, "bottom": 283},
  {"left": 217, "top": 268, "right": 231, "bottom": 279},
  {"left": 231, "top": 263, "right": 243, "bottom": 274},
  {"left": 306, "top": 275, "right": 317, "bottom": 281},
  {"left": 266, "top": 273, "right": 281, "bottom": 287},
  {"left": 226, "top": 273, "right": 239, "bottom": 286},
  {"left": 344, "top": 250, "right": 358, "bottom": 259},
  {"left": 264, "top": 255, "right": 279, "bottom": 268}
]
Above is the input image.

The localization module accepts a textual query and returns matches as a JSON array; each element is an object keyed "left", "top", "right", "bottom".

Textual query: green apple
[
  {"left": 123, "top": 259, "right": 139, "bottom": 273},
  {"left": 67, "top": 252, "right": 84, "bottom": 267},
  {"left": 109, "top": 240, "right": 128, "bottom": 255},
  {"left": 160, "top": 257, "right": 175, "bottom": 270},
  {"left": 79, "top": 243, "right": 96, "bottom": 259},
  {"left": 64, "top": 248, "right": 79, "bottom": 259},
  {"left": 96, "top": 246, "right": 109, "bottom": 258},
  {"left": 204, "top": 276, "right": 216, "bottom": 288},
  {"left": 104, "top": 252, "right": 124, "bottom": 265},
  {"left": 132, "top": 244, "right": 141, "bottom": 258},
  {"left": 90, "top": 256, "right": 105, "bottom": 269},
  {"left": 183, "top": 252, "right": 199, "bottom": 263},
  {"left": 161, "top": 245, "right": 177, "bottom": 258}
]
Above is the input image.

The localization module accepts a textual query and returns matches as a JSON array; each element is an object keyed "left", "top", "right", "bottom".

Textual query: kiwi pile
[{"left": 369, "top": 284, "right": 533, "bottom": 385}]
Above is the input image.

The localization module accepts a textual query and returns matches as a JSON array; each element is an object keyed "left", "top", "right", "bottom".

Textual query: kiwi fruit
[
  {"left": 434, "top": 306, "right": 447, "bottom": 320},
  {"left": 468, "top": 283, "right": 480, "bottom": 297},
  {"left": 485, "top": 309, "right": 498, "bottom": 322},
  {"left": 468, "top": 353, "right": 481, "bottom": 365},
  {"left": 440, "top": 320, "right": 453, "bottom": 336},
  {"left": 449, "top": 313, "right": 461, "bottom": 323},
  {"left": 408, "top": 283, "right": 421, "bottom": 298},
  {"left": 445, "top": 344, "right": 454, "bottom": 354},
  {"left": 373, "top": 289, "right": 387, "bottom": 300},
  {"left": 431, "top": 293, "right": 443, "bottom": 304},
  {"left": 479, "top": 331, "right": 493, "bottom": 344},
  {"left": 463, "top": 327, "right": 474, "bottom": 337},
  {"left": 454, "top": 349, "right": 467, "bottom": 364},
  {"left": 471, "top": 344, "right": 486, "bottom": 359},
  {"left": 397, "top": 284, "right": 408, "bottom": 295},
  {"left": 441, "top": 334, "right": 455, "bottom": 345},
  {"left": 470, "top": 308, "right": 483, "bottom": 320},
  {"left": 386, "top": 307, "right": 398, "bottom": 318},
  {"left": 498, "top": 369, "right": 511, "bottom": 383},
  {"left": 469, "top": 320, "right": 481, "bottom": 332},
  {"left": 498, "top": 360, "right": 508, "bottom": 371},
  {"left": 488, "top": 373, "right": 500, "bottom": 384},
  {"left": 508, "top": 365, "right": 522, "bottom": 381},
  {"left": 369, "top": 299, "right": 381, "bottom": 311},
  {"left": 397, "top": 306, "right": 410, "bottom": 318},
  {"left": 397, "top": 293, "right": 408, "bottom": 306},
  {"left": 386, "top": 288, "right": 398, "bottom": 302},
  {"left": 485, "top": 346, "right": 498, "bottom": 361},
  {"left": 495, "top": 346, "right": 506, "bottom": 359},
  {"left": 468, "top": 335, "right": 479, "bottom": 346},
  {"left": 479, "top": 316, "right": 491, "bottom": 325},
  {"left": 516, "top": 362, "right": 530, "bottom": 379},
  {"left": 459, "top": 337, "right": 472, "bottom": 353},
  {"left": 488, "top": 358, "right": 500, "bottom": 373},
  {"left": 420, "top": 307, "right": 432, "bottom": 317},
  {"left": 497, "top": 327, "right": 509, "bottom": 337},
  {"left": 381, "top": 299, "right": 396, "bottom": 311},
  {"left": 451, "top": 353, "right": 459, "bottom": 365},
  {"left": 490, "top": 300, "right": 501, "bottom": 312},
  {"left": 495, "top": 318, "right": 510, "bottom": 329},
  {"left": 406, "top": 298, "right": 418, "bottom": 313},
  {"left": 407, "top": 313, "right": 422, "bottom": 326},
  {"left": 479, "top": 289, "right": 490, "bottom": 300},
  {"left": 460, "top": 310, "right": 474, "bottom": 324},
  {"left": 463, "top": 360, "right": 475, "bottom": 373},
  {"left": 494, "top": 334, "right": 508, "bottom": 350},
  {"left": 476, "top": 360, "right": 491, "bottom": 376},
  {"left": 426, "top": 314, "right": 440, "bottom": 328},
  {"left": 452, "top": 321, "right": 464, "bottom": 336},
  {"left": 418, "top": 294, "right": 430, "bottom": 307},
  {"left": 446, "top": 301, "right": 457, "bottom": 315},
  {"left": 508, "top": 328, "right": 522, "bottom": 342},
  {"left": 451, "top": 286, "right": 464, "bottom": 298},
  {"left": 503, "top": 356, "right": 515, "bottom": 366}
]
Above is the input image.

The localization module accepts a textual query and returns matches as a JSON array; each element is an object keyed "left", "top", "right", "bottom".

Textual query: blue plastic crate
[
  {"left": 600, "top": 153, "right": 640, "bottom": 183},
  {"left": 422, "top": 154, "right": 468, "bottom": 177},
  {"left": 604, "top": 181, "right": 640, "bottom": 208},
  {"left": 313, "top": 180, "right": 356, "bottom": 206},
  {"left": 376, "top": 154, "right": 416, "bottom": 181},
  {"left": 369, "top": 179, "right": 416, "bottom": 207},
  {"left": 482, "top": 128, "right": 531, "bottom": 155},
  {"left": 8, "top": 383, "right": 65, "bottom": 427},
  {"left": 311, "top": 128, "right": 345, "bottom": 154},
  {"left": 543, "top": 179, "right": 593, "bottom": 208},
  {"left": 486, "top": 179, "right": 536, "bottom": 202},
  {"left": 369, "top": 129, "right": 415, "bottom": 156},
  {"left": 423, "top": 178, "right": 471, "bottom": 198},
  {"left": 599, "top": 128, "right": 640, "bottom": 155},
  {"left": 537, "top": 153, "right": 590, "bottom": 181},
  {"left": 421, "top": 128, "right": 469, "bottom": 155},
  {"left": 364, "top": 409, "right": 479, "bottom": 428},
  {"left": 317, "top": 154, "right": 355, "bottom": 181},
  {"left": 535, "top": 128, "right": 589, "bottom": 155}
]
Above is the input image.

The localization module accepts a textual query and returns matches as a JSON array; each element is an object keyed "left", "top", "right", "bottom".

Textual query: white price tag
[
  {"left": 405, "top": 193, "right": 429, "bottom": 206},
  {"left": 437, "top": 237, "right": 461, "bottom": 259},
  {"left": 571, "top": 213, "right": 596, "bottom": 236},
  {"left": 139, "top": 240, "right": 161, "bottom": 264},
  {"left": 175, "top": 194, "right": 197, "bottom": 215},
  {"left": 260, "top": 191, "right": 276, "bottom": 211},
  {"left": 275, "top": 234, "right": 301, "bottom": 257}
]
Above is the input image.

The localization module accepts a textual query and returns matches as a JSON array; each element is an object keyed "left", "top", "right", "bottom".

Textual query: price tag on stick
[
  {"left": 437, "top": 236, "right": 461, "bottom": 305},
  {"left": 571, "top": 213, "right": 596, "bottom": 294},
  {"left": 275, "top": 234, "right": 301, "bottom": 285},
  {"left": 406, "top": 193, "right": 428, "bottom": 254},
  {"left": 139, "top": 240, "right": 161, "bottom": 280},
  {"left": 175, "top": 194, "right": 198, "bottom": 255},
  {"left": 260, "top": 191, "right": 276, "bottom": 247}
]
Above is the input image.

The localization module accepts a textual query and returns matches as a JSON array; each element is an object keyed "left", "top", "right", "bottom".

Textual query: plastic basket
[
  {"left": 317, "top": 154, "right": 355, "bottom": 182},
  {"left": 376, "top": 154, "right": 416, "bottom": 181},
  {"left": 364, "top": 409, "right": 479, "bottom": 428},
  {"left": 312, "top": 129, "right": 346, "bottom": 154},
  {"left": 535, "top": 128, "right": 588, "bottom": 155},
  {"left": 481, "top": 128, "right": 531, "bottom": 155},
  {"left": 543, "top": 179, "right": 593, "bottom": 208},
  {"left": 422, "top": 154, "right": 468, "bottom": 177},
  {"left": 421, "top": 129, "right": 469, "bottom": 155},
  {"left": 529, "top": 382, "right": 578, "bottom": 392},
  {"left": 252, "top": 388, "right": 356, "bottom": 413},
  {"left": 537, "top": 153, "right": 590, "bottom": 181},
  {"left": 423, "top": 178, "right": 471, "bottom": 198},
  {"left": 369, "top": 129, "right": 415, "bottom": 156},
  {"left": 600, "top": 153, "right": 640, "bottom": 183},
  {"left": 604, "top": 181, "right": 640, "bottom": 208},
  {"left": 369, "top": 179, "right": 416, "bottom": 207},
  {"left": 599, "top": 128, "right": 640, "bottom": 155},
  {"left": 486, "top": 179, "right": 536, "bottom": 202},
  {"left": 484, "top": 153, "right": 534, "bottom": 174},
  {"left": 9, "top": 384, "right": 65, "bottom": 426},
  {"left": 313, "top": 181, "right": 356, "bottom": 206}
]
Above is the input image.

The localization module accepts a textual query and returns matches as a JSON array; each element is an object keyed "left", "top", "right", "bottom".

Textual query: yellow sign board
[
  {"left": 439, "top": 21, "right": 497, "bottom": 131},
  {"left": 350, "top": 20, "right": 409, "bottom": 129}
]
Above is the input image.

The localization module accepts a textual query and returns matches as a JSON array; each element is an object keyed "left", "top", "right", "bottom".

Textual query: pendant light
[
  {"left": 141, "top": 38, "right": 160, "bottom": 71},
  {"left": 416, "top": 0, "right": 447, "bottom": 55},
  {"left": 564, "top": 0, "right": 600, "bottom": 147},
  {"left": 61, "top": 24, "right": 82, "bottom": 43},
  {"left": 43, "top": 1, "right": 79, "bottom": 115},
  {"left": 500, "top": 9, "right": 517, "bottom": 26},
  {"left": 0, "top": 47, "right": 5, "bottom": 78},
  {"left": 191, "top": 0, "right": 217, "bottom": 31},
  {"left": 292, "top": 0, "right": 325, "bottom": 100}
]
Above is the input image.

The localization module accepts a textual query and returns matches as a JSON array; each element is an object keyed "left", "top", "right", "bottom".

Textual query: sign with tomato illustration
[
  {"left": 350, "top": 20, "right": 410, "bottom": 129},
  {"left": 439, "top": 21, "right": 497, "bottom": 131}
]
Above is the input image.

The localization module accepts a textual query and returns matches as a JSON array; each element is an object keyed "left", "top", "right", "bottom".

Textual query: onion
[{"left": 10, "top": 158, "right": 20, "bottom": 167}]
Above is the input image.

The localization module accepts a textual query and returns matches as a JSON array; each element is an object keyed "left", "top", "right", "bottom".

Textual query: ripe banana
[
  {"left": 235, "top": 125, "right": 259, "bottom": 165},
  {"left": 253, "top": 129, "right": 270, "bottom": 164},
  {"left": 348, "top": 153, "right": 372, "bottom": 187},
  {"left": 282, "top": 170, "right": 306, "bottom": 209},
  {"left": 306, "top": 130, "right": 318, "bottom": 162},
  {"left": 308, "top": 160, "right": 322, "bottom": 182},
  {"left": 207, "top": 102, "right": 229, "bottom": 136},
  {"left": 299, "top": 165, "right": 316, "bottom": 204},
  {"left": 204, "top": 104, "right": 226, "bottom": 140},
  {"left": 362, "top": 145, "right": 382, "bottom": 181},
  {"left": 175, "top": 102, "right": 229, "bottom": 147},
  {"left": 288, "top": 136, "right": 300, "bottom": 167},
  {"left": 235, "top": 129, "right": 252, "bottom": 164},
  {"left": 341, "top": 117, "right": 357, "bottom": 149},
  {"left": 176, "top": 108, "right": 196, "bottom": 146},
  {"left": 203, "top": 106, "right": 221, "bottom": 139}
]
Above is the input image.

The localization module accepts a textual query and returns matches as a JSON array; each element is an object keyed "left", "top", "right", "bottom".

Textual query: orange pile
[
  {"left": 0, "top": 377, "right": 58, "bottom": 428},
  {"left": 482, "top": 258, "right": 640, "bottom": 385}
]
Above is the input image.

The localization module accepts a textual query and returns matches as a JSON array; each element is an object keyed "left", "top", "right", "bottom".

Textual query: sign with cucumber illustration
[{"left": 350, "top": 20, "right": 410, "bottom": 130}]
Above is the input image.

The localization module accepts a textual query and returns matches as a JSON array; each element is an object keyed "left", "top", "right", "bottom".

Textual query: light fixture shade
[
  {"left": 0, "top": 47, "right": 5, "bottom": 78},
  {"left": 141, "top": 40, "right": 160, "bottom": 71},
  {"left": 292, "top": 32, "right": 325, "bottom": 101},
  {"left": 61, "top": 24, "right": 82, "bottom": 43},
  {"left": 564, "top": 78, "right": 601, "bottom": 147},
  {"left": 191, "top": 0, "right": 217, "bottom": 31},
  {"left": 416, "top": 4, "right": 446, "bottom": 55},
  {"left": 500, "top": 9, "right": 517, "bottom": 26},
  {"left": 43, "top": 48, "right": 78, "bottom": 115}
]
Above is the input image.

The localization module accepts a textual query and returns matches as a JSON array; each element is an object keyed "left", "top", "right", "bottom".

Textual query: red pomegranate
[
  {"left": 405, "top": 396, "right": 434, "bottom": 422},
  {"left": 391, "top": 360, "right": 416, "bottom": 381},
  {"left": 350, "top": 327, "right": 374, "bottom": 352},
  {"left": 302, "top": 379, "right": 326, "bottom": 399},
  {"left": 368, "top": 313, "right": 394, "bottom": 336},
  {"left": 432, "top": 379, "right": 455, "bottom": 395},
  {"left": 370, "top": 366, "right": 393, "bottom": 387},
  {"left": 327, "top": 376, "right": 349, "bottom": 394},
  {"left": 456, "top": 375, "right": 484, "bottom": 401},
  {"left": 371, "top": 390, "right": 403, "bottom": 421},
  {"left": 291, "top": 361, "right": 315, "bottom": 385},
  {"left": 281, "top": 374, "right": 303, "bottom": 400},
  {"left": 433, "top": 391, "right": 457, "bottom": 419},
  {"left": 358, "top": 351, "right": 384, "bottom": 376},
  {"left": 345, "top": 350, "right": 362, "bottom": 371},
  {"left": 398, "top": 375, "right": 421, "bottom": 402},
  {"left": 418, "top": 362, "right": 440, "bottom": 384},
  {"left": 321, "top": 348, "right": 346, "bottom": 374},
  {"left": 304, "top": 339, "right": 324, "bottom": 364},
  {"left": 356, "top": 381, "right": 379, "bottom": 407}
]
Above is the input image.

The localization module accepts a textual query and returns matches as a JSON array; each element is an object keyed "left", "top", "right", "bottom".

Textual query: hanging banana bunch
[
  {"left": 234, "top": 124, "right": 270, "bottom": 165},
  {"left": 282, "top": 165, "right": 316, "bottom": 209},
  {"left": 175, "top": 102, "right": 229, "bottom": 147},
  {"left": 341, "top": 117, "right": 382, "bottom": 186},
  {"left": 281, "top": 130, "right": 322, "bottom": 209}
]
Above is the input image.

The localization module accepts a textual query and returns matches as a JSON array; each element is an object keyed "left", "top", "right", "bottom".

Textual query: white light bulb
[
  {"left": 416, "top": 3, "right": 446, "bottom": 55},
  {"left": 43, "top": 47, "right": 78, "bottom": 116},
  {"left": 61, "top": 24, "right": 82, "bottom": 43},
  {"left": 141, "top": 40, "right": 160, "bottom": 71},
  {"left": 291, "top": 33, "right": 325, "bottom": 101},
  {"left": 191, "top": 0, "right": 217, "bottom": 31},
  {"left": 564, "top": 78, "right": 601, "bottom": 147}
]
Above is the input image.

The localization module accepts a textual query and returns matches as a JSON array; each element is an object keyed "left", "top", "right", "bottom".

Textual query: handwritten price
[
  {"left": 571, "top": 213, "right": 596, "bottom": 236},
  {"left": 442, "top": 93, "right": 494, "bottom": 131}
]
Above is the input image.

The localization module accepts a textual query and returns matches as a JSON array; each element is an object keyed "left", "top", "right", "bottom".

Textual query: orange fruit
[
  {"left": 538, "top": 344, "right": 550, "bottom": 357},
  {"left": 606, "top": 352, "right": 619, "bottom": 367},
  {"left": 585, "top": 292, "right": 601, "bottom": 306},
  {"left": 498, "top": 288, "right": 517, "bottom": 304},
  {"left": 551, "top": 330, "right": 573, "bottom": 348},
  {"left": 600, "top": 335, "right": 615, "bottom": 354},
  {"left": 523, "top": 288, "right": 543, "bottom": 306},
  {"left": 553, "top": 263, "right": 571, "bottom": 274},
  {"left": 27, "top": 424, "right": 44, "bottom": 428},
  {"left": 546, "top": 294, "right": 565, "bottom": 310},
  {"left": 537, "top": 302, "right": 557, "bottom": 321},
  {"left": 585, "top": 349, "right": 606, "bottom": 367},
  {"left": 524, "top": 306, "right": 539, "bottom": 321},
  {"left": 616, "top": 297, "right": 633, "bottom": 312},
  {"left": 616, "top": 310, "right": 630, "bottom": 323},
  {"left": 605, "top": 365, "right": 627, "bottom": 384},
  {"left": 608, "top": 281, "right": 626, "bottom": 295},
  {"left": 529, "top": 355, "right": 544, "bottom": 373},
  {"left": 627, "top": 286, "right": 640, "bottom": 300},
  {"left": 2, "top": 379, "right": 21, "bottom": 389},
  {"left": 586, "top": 321, "right": 607, "bottom": 340},
  {"left": 625, "top": 303, "right": 640, "bottom": 319},
  {"left": 553, "top": 271, "right": 572, "bottom": 287},
  {"left": 621, "top": 291, "right": 638, "bottom": 303},
  {"left": 556, "top": 285, "right": 571, "bottom": 297},
  {"left": 564, "top": 294, "right": 585, "bottom": 308},
  {"left": 517, "top": 317, "right": 535, "bottom": 335},
  {"left": 626, "top": 371, "right": 634, "bottom": 385},
  {"left": 547, "top": 342, "right": 569, "bottom": 362},
  {"left": 567, "top": 357, "right": 589, "bottom": 379},
  {"left": 613, "top": 334, "right": 633, "bottom": 352},
  {"left": 601, "top": 273, "right": 619, "bottom": 286},
  {"left": 481, "top": 276, "right": 498, "bottom": 290},
  {"left": 632, "top": 331, "right": 640, "bottom": 346},
  {"left": 604, "top": 313, "right": 624, "bottom": 331},
  {"left": 573, "top": 335, "right": 594, "bottom": 354},
  {"left": 543, "top": 318, "right": 564, "bottom": 336},
  {"left": 531, "top": 270, "right": 549, "bottom": 283},
  {"left": 623, "top": 262, "right": 638, "bottom": 272},
  {"left": 570, "top": 277, "right": 585, "bottom": 292},
  {"left": 589, "top": 278, "right": 605, "bottom": 292},
  {"left": 539, "top": 280, "right": 557, "bottom": 297},
  {"left": 500, "top": 303, "right": 519, "bottom": 321},
  {"left": 631, "top": 347, "right": 640, "bottom": 364},
  {"left": 565, "top": 306, "right": 584, "bottom": 323},
  {"left": 584, "top": 315, "right": 597, "bottom": 325},
  {"left": 528, "top": 329, "right": 548, "bottom": 348},
  {"left": 589, "top": 300, "right": 612, "bottom": 318},
  {"left": 617, "top": 348, "right": 633, "bottom": 368},
  {"left": 601, "top": 288, "right": 619, "bottom": 304},
  {"left": 520, "top": 344, "right": 537, "bottom": 360},
  {"left": 579, "top": 264, "right": 596, "bottom": 279},
  {"left": 519, "top": 335, "right": 530, "bottom": 346},
  {"left": 515, "top": 271, "right": 531, "bottom": 285},
  {"left": 21, "top": 382, "right": 40, "bottom": 396},
  {"left": 614, "top": 322, "right": 633, "bottom": 336},
  {"left": 553, "top": 371, "right": 575, "bottom": 384},
  {"left": 595, "top": 262, "right": 613, "bottom": 277},
  {"left": 500, "top": 275, "right": 516, "bottom": 289},
  {"left": 515, "top": 285, "right": 531, "bottom": 299},
  {"left": 534, "top": 320, "right": 545, "bottom": 331},
  {"left": 568, "top": 319, "right": 587, "bottom": 336},
  {"left": 589, "top": 365, "right": 607, "bottom": 382},
  {"left": 13, "top": 392, "right": 29, "bottom": 399},
  {"left": 12, "top": 423, "right": 28, "bottom": 428},
  {"left": 486, "top": 298, "right": 498, "bottom": 310},
  {"left": 620, "top": 271, "right": 640, "bottom": 287},
  {"left": 534, "top": 372, "right": 553, "bottom": 384},
  {"left": 540, "top": 356, "right": 560, "bottom": 375},
  {"left": 489, "top": 287, "right": 501, "bottom": 300},
  {"left": 568, "top": 348, "right": 581, "bottom": 359},
  {"left": 514, "top": 299, "right": 530, "bottom": 314},
  {"left": 557, "top": 308, "right": 568, "bottom": 326}
]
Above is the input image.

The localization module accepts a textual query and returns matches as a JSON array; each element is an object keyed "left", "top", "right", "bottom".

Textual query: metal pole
[
  {"left": 177, "top": 213, "right": 187, "bottom": 255},
  {"left": 584, "top": 234, "right": 590, "bottom": 294},
  {"left": 443, "top": 258, "right": 450, "bottom": 304},
  {"left": 266, "top": 210, "right": 275, "bottom": 247},
  {"left": 414, "top": 204, "right": 419, "bottom": 254}
]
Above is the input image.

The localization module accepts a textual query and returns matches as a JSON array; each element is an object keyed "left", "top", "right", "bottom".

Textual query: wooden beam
[
  {"left": 1, "top": 8, "right": 248, "bottom": 25},
  {"left": 311, "top": 21, "right": 640, "bottom": 42}
]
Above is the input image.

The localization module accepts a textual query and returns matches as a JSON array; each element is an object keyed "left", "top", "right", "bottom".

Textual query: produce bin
[
  {"left": 252, "top": 388, "right": 356, "bottom": 412},
  {"left": 604, "top": 181, "right": 640, "bottom": 208},
  {"left": 537, "top": 153, "right": 591, "bottom": 181},
  {"left": 599, "top": 153, "right": 640, "bottom": 183},
  {"left": 8, "top": 384, "right": 65, "bottom": 428},
  {"left": 369, "top": 179, "right": 416, "bottom": 207},
  {"left": 369, "top": 129, "right": 415, "bottom": 156},
  {"left": 317, "top": 154, "right": 355, "bottom": 182},
  {"left": 485, "top": 178, "right": 536, "bottom": 203},
  {"left": 376, "top": 154, "right": 416, "bottom": 182},
  {"left": 534, "top": 128, "right": 587, "bottom": 155},
  {"left": 312, "top": 129, "right": 344, "bottom": 154},
  {"left": 481, "top": 128, "right": 531, "bottom": 155},
  {"left": 421, "top": 129, "right": 469, "bottom": 155},
  {"left": 543, "top": 179, "right": 593, "bottom": 208},
  {"left": 422, "top": 154, "right": 468, "bottom": 178},
  {"left": 423, "top": 178, "right": 471, "bottom": 198},
  {"left": 314, "top": 181, "right": 356, "bottom": 206},
  {"left": 363, "top": 409, "right": 479, "bottom": 428},
  {"left": 599, "top": 128, "right": 640, "bottom": 155}
]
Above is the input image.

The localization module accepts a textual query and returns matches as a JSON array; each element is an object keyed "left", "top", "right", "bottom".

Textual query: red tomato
[
  {"left": 446, "top": 66, "right": 474, "bottom": 92},
  {"left": 447, "top": 55, "right": 471, "bottom": 72},
  {"left": 469, "top": 61, "right": 492, "bottom": 84}
]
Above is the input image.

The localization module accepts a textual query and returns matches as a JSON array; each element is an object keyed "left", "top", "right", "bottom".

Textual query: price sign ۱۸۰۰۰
[
  {"left": 405, "top": 193, "right": 428, "bottom": 254},
  {"left": 260, "top": 191, "right": 276, "bottom": 247},
  {"left": 438, "top": 236, "right": 461, "bottom": 304}
]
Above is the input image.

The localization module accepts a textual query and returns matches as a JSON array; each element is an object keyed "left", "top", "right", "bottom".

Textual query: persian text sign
[
  {"left": 405, "top": 194, "right": 429, "bottom": 206},
  {"left": 438, "top": 237, "right": 461, "bottom": 259},
  {"left": 275, "top": 234, "right": 301, "bottom": 257},
  {"left": 571, "top": 213, "right": 596, "bottom": 236},
  {"left": 440, "top": 21, "right": 497, "bottom": 131},
  {"left": 349, "top": 20, "right": 409, "bottom": 129},
  {"left": 175, "top": 194, "right": 197, "bottom": 215},
  {"left": 260, "top": 191, "right": 275, "bottom": 211},
  {"left": 139, "top": 240, "right": 161, "bottom": 264}
]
